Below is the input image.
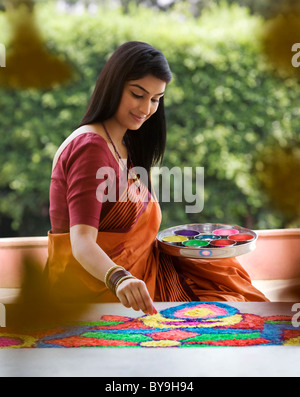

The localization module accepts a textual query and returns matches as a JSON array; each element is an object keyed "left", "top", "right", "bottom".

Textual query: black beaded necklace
[{"left": 102, "top": 122, "right": 140, "bottom": 188}]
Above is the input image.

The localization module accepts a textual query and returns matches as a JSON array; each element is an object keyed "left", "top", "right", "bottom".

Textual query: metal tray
[{"left": 157, "top": 223, "right": 257, "bottom": 259}]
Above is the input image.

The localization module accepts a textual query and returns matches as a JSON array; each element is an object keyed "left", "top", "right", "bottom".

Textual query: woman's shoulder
[
  {"left": 52, "top": 125, "right": 111, "bottom": 171},
  {"left": 69, "top": 124, "right": 109, "bottom": 147}
]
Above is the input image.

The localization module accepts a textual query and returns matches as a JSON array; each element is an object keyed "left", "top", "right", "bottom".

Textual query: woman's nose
[{"left": 139, "top": 99, "right": 151, "bottom": 116}]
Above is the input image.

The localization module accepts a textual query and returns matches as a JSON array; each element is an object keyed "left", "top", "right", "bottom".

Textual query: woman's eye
[
  {"left": 131, "top": 91, "right": 160, "bottom": 104},
  {"left": 131, "top": 92, "right": 143, "bottom": 99}
]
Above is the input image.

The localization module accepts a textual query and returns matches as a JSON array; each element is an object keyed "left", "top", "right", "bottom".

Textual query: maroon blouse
[{"left": 49, "top": 133, "right": 121, "bottom": 233}]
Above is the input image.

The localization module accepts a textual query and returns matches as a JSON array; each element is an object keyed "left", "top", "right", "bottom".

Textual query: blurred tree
[
  {"left": 1, "top": 0, "right": 298, "bottom": 17},
  {"left": 0, "top": 1, "right": 299, "bottom": 237}
]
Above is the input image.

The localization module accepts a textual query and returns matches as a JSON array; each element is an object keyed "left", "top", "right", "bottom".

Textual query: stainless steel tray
[{"left": 157, "top": 223, "right": 257, "bottom": 259}]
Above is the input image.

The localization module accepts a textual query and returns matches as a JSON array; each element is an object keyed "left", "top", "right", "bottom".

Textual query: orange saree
[
  {"left": 45, "top": 184, "right": 268, "bottom": 303},
  {"left": 45, "top": 130, "right": 268, "bottom": 303}
]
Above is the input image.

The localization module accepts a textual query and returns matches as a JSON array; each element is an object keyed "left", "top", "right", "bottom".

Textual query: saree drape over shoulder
[{"left": 45, "top": 132, "right": 268, "bottom": 303}]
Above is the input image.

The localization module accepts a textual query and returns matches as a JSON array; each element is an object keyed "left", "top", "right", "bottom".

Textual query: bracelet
[
  {"left": 105, "top": 267, "right": 136, "bottom": 295},
  {"left": 104, "top": 265, "right": 124, "bottom": 289},
  {"left": 115, "top": 275, "right": 136, "bottom": 294},
  {"left": 107, "top": 269, "right": 131, "bottom": 294}
]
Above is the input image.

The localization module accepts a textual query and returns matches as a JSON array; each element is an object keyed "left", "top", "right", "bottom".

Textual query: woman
[{"left": 46, "top": 41, "right": 268, "bottom": 314}]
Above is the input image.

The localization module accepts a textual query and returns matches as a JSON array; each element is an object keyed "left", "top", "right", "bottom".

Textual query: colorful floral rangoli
[{"left": 1, "top": 302, "right": 300, "bottom": 348}]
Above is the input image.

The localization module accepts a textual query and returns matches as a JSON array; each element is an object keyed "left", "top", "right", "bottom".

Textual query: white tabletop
[{"left": 1, "top": 301, "right": 300, "bottom": 378}]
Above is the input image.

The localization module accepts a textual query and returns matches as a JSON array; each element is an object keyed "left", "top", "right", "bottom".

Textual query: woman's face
[{"left": 113, "top": 74, "right": 166, "bottom": 131}]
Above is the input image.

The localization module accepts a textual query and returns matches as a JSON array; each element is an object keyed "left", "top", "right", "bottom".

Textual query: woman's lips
[{"left": 131, "top": 113, "right": 146, "bottom": 123}]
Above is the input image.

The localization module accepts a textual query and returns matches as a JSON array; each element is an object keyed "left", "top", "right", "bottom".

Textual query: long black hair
[{"left": 80, "top": 41, "right": 172, "bottom": 174}]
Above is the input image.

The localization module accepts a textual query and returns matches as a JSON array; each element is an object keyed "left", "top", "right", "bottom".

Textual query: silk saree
[{"left": 45, "top": 131, "right": 268, "bottom": 303}]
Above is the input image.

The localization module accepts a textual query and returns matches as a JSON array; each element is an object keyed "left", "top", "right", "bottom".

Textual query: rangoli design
[{"left": 1, "top": 302, "right": 300, "bottom": 348}]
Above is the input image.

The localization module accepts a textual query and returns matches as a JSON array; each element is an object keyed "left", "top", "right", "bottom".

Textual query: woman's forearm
[
  {"left": 70, "top": 224, "right": 156, "bottom": 314},
  {"left": 70, "top": 225, "right": 117, "bottom": 282}
]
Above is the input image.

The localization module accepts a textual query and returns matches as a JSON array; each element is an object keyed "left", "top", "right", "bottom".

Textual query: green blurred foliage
[{"left": 0, "top": 1, "right": 299, "bottom": 236}]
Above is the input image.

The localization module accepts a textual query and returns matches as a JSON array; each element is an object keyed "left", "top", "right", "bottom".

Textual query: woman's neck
[
  {"left": 99, "top": 119, "right": 128, "bottom": 161},
  {"left": 101, "top": 118, "right": 127, "bottom": 147}
]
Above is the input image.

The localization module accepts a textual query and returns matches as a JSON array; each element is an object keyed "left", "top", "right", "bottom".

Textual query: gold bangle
[
  {"left": 107, "top": 270, "right": 131, "bottom": 294},
  {"left": 115, "top": 275, "right": 136, "bottom": 294},
  {"left": 104, "top": 265, "right": 124, "bottom": 288}
]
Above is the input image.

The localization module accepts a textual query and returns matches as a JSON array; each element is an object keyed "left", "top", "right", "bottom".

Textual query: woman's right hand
[{"left": 115, "top": 277, "right": 157, "bottom": 315}]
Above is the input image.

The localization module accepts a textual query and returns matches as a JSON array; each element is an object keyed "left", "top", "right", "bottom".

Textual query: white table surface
[{"left": 1, "top": 301, "right": 300, "bottom": 378}]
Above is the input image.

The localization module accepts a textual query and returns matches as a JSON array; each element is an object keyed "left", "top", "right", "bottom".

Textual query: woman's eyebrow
[{"left": 129, "top": 83, "right": 165, "bottom": 96}]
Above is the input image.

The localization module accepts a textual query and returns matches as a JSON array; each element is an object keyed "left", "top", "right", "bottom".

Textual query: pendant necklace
[{"left": 102, "top": 122, "right": 141, "bottom": 189}]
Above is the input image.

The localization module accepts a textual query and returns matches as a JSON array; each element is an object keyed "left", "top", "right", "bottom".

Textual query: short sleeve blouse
[{"left": 49, "top": 133, "right": 119, "bottom": 233}]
